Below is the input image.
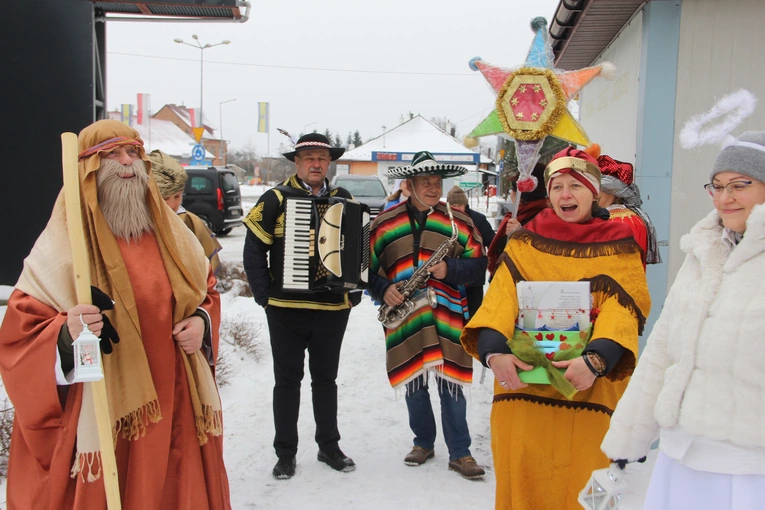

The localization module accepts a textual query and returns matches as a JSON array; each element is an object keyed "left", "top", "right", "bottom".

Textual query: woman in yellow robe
[{"left": 461, "top": 147, "right": 650, "bottom": 509}]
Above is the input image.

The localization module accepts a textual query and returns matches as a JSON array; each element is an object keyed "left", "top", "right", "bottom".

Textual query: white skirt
[{"left": 643, "top": 452, "right": 765, "bottom": 510}]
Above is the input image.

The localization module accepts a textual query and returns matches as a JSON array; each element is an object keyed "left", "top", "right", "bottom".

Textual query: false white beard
[{"left": 97, "top": 158, "right": 153, "bottom": 241}]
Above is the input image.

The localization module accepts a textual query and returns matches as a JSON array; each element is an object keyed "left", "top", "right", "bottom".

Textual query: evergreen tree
[
  {"left": 324, "top": 128, "right": 333, "bottom": 142},
  {"left": 334, "top": 134, "right": 343, "bottom": 147},
  {"left": 346, "top": 132, "right": 353, "bottom": 146},
  {"left": 352, "top": 130, "right": 363, "bottom": 148}
]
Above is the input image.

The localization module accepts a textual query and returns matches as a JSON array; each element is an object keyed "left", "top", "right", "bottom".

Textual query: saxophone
[{"left": 377, "top": 203, "right": 459, "bottom": 330}]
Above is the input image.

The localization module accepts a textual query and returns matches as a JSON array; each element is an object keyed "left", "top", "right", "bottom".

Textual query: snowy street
[{"left": 216, "top": 185, "right": 497, "bottom": 508}]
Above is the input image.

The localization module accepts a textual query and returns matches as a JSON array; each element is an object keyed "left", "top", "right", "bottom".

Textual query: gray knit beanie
[{"left": 711, "top": 131, "right": 765, "bottom": 182}]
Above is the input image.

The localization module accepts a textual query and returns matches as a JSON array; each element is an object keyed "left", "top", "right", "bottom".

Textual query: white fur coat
[{"left": 601, "top": 204, "right": 765, "bottom": 462}]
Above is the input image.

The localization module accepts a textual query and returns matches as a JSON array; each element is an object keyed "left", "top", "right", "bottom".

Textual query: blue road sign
[{"left": 191, "top": 144, "right": 206, "bottom": 162}]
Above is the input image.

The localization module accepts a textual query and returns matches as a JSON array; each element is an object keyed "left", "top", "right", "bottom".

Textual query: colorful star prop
[
  {"left": 466, "top": 17, "right": 616, "bottom": 216},
  {"left": 468, "top": 18, "right": 616, "bottom": 147}
]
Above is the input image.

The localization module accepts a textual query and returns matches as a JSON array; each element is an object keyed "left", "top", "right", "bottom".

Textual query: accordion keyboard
[{"left": 283, "top": 199, "right": 314, "bottom": 290}]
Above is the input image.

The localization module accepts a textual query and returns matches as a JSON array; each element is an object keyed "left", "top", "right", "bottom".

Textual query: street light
[
  {"left": 303, "top": 121, "right": 317, "bottom": 134},
  {"left": 219, "top": 98, "right": 237, "bottom": 165},
  {"left": 174, "top": 35, "right": 231, "bottom": 132}
]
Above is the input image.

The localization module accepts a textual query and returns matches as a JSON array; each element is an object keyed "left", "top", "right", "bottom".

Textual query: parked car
[
  {"left": 331, "top": 174, "right": 388, "bottom": 219},
  {"left": 183, "top": 166, "right": 243, "bottom": 236}
]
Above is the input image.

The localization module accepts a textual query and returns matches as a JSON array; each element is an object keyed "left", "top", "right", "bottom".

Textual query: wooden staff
[{"left": 61, "top": 132, "right": 122, "bottom": 509}]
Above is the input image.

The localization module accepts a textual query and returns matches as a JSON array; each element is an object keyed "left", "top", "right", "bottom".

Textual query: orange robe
[{"left": 0, "top": 232, "right": 230, "bottom": 509}]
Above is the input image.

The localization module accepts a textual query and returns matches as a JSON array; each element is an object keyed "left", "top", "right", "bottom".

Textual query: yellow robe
[
  {"left": 179, "top": 211, "right": 222, "bottom": 276},
  {"left": 461, "top": 229, "right": 650, "bottom": 510}
]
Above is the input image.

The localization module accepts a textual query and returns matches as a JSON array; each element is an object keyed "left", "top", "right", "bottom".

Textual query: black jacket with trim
[{"left": 242, "top": 175, "right": 362, "bottom": 310}]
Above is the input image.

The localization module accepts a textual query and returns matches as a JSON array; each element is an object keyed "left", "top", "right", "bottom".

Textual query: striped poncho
[{"left": 370, "top": 201, "right": 484, "bottom": 389}]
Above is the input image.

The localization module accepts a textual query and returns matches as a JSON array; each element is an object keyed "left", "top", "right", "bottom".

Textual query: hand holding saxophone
[
  {"left": 427, "top": 261, "right": 448, "bottom": 279},
  {"left": 383, "top": 284, "right": 406, "bottom": 306}
]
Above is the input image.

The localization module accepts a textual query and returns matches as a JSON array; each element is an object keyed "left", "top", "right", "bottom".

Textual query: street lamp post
[
  {"left": 303, "top": 121, "right": 317, "bottom": 135},
  {"left": 219, "top": 98, "right": 237, "bottom": 165},
  {"left": 174, "top": 35, "right": 230, "bottom": 132}
]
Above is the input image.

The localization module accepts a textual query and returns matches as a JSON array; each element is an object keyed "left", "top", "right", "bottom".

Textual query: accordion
[{"left": 282, "top": 197, "right": 371, "bottom": 292}]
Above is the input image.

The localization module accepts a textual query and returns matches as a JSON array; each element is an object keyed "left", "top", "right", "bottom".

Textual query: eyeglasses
[{"left": 703, "top": 180, "right": 753, "bottom": 199}]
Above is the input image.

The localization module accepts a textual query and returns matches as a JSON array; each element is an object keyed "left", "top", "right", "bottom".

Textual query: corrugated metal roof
[
  {"left": 93, "top": 1, "right": 242, "bottom": 19},
  {"left": 96, "top": 2, "right": 141, "bottom": 13},
  {"left": 550, "top": 0, "right": 646, "bottom": 70},
  {"left": 147, "top": 5, "right": 234, "bottom": 17}
]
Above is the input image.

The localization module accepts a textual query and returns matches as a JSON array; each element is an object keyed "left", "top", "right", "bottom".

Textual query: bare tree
[{"left": 227, "top": 140, "right": 259, "bottom": 175}]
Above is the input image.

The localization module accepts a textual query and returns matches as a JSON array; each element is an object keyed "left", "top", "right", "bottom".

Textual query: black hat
[{"left": 283, "top": 133, "right": 346, "bottom": 162}]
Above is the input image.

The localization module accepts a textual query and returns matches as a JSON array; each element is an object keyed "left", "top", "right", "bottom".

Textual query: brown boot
[
  {"left": 404, "top": 446, "right": 435, "bottom": 466},
  {"left": 448, "top": 456, "right": 485, "bottom": 479}
]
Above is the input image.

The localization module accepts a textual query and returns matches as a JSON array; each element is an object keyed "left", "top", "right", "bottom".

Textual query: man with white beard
[{"left": 0, "top": 120, "right": 231, "bottom": 509}]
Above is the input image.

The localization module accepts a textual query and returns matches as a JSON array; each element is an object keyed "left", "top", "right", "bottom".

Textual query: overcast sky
[{"left": 106, "top": 0, "right": 561, "bottom": 155}]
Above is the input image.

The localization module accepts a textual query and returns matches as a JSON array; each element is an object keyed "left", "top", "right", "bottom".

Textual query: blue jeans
[{"left": 405, "top": 375, "right": 472, "bottom": 461}]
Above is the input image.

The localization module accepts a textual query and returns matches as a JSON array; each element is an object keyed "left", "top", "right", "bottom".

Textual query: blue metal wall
[{"left": 634, "top": 0, "right": 682, "bottom": 350}]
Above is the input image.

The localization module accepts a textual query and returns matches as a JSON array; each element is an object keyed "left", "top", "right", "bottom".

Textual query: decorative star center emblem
[
  {"left": 495, "top": 68, "right": 565, "bottom": 140},
  {"left": 507, "top": 81, "right": 550, "bottom": 124}
]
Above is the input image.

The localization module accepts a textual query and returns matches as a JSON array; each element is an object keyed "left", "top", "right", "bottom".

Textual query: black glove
[
  {"left": 614, "top": 456, "right": 647, "bottom": 470},
  {"left": 91, "top": 286, "right": 120, "bottom": 355}
]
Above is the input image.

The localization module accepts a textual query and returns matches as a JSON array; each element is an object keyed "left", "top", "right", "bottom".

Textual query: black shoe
[
  {"left": 318, "top": 448, "right": 356, "bottom": 472},
  {"left": 272, "top": 456, "right": 296, "bottom": 479}
]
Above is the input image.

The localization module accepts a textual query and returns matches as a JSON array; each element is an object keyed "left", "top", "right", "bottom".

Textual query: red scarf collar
[{"left": 523, "top": 208, "right": 633, "bottom": 244}]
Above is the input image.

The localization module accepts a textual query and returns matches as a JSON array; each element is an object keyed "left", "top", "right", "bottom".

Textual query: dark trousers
[
  {"left": 265, "top": 305, "right": 351, "bottom": 458},
  {"left": 466, "top": 285, "right": 484, "bottom": 319}
]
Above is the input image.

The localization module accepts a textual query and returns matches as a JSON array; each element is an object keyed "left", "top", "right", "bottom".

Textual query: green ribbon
[{"left": 507, "top": 326, "right": 593, "bottom": 400}]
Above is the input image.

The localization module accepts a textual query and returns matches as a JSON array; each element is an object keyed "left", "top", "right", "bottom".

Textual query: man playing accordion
[{"left": 243, "top": 133, "right": 360, "bottom": 480}]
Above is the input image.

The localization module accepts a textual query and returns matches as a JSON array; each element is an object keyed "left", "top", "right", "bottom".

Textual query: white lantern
[
  {"left": 70, "top": 317, "right": 104, "bottom": 383},
  {"left": 578, "top": 463, "right": 629, "bottom": 510}
]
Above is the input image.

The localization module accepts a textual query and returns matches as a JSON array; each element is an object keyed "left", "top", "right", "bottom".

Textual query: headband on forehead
[
  {"left": 545, "top": 156, "right": 601, "bottom": 196},
  {"left": 544, "top": 157, "right": 600, "bottom": 181},
  {"left": 78, "top": 136, "right": 144, "bottom": 161}
]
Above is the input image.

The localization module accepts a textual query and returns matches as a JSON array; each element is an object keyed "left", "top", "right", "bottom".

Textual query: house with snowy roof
[
  {"left": 107, "top": 111, "right": 215, "bottom": 164},
  {"left": 338, "top": 115, "right": 495, "bottom": 193},
  {"left": 153, "top": 104, "right": 225, "bottom": 165}
]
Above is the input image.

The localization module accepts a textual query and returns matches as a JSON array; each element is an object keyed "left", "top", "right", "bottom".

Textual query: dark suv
[
  {"left": 331, "top": 174, "right": 388, "bottom": 219},
  {"left": 183, "top": 166, "right": 243, "bottom": 235}
]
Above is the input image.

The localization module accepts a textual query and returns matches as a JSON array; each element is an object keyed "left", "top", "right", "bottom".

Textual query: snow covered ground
[{"left": 0, "top": 184, "right": 656, "bottom": 509}]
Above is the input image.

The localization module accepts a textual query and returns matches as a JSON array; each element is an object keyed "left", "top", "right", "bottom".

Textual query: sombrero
[{"left": 385, "top": 150, "right": 468, "bottom": 179}]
